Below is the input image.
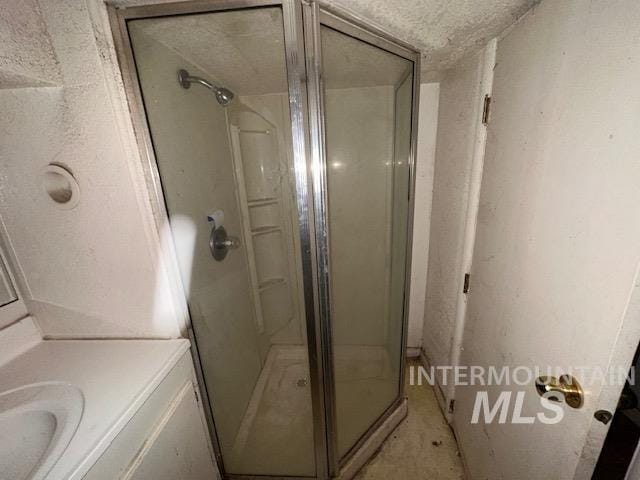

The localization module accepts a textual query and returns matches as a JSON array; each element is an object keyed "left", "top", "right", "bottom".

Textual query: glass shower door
[
  {"left": 319, "top": 21, "right": 415, "bottom": 460},
  {"left": 115, "top": 1, "right": 419, "bottom": 476},
  {"left": 126, "top": 5, "right": 315, "bottom": 477}
]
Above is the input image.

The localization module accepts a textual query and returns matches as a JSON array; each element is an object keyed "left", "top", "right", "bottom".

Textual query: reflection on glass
[
  {"left": 128, "top": 7, "right": 314, "bottom": 476},
  {"left": 321, "top": 25, "right": 414, "bottom": 458}
]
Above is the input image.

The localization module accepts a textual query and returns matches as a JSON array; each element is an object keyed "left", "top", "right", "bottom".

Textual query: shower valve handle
[
  {"left": 210, "top": 225, "right": 240, "bottom": 261},
  {"left": 217, "top": 237, "right": 240, "bottom": 249}
]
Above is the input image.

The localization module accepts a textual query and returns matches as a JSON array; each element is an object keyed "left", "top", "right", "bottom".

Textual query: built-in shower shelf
[
  {"left": 247, "top": 197, "right": 279, "bottom": 207},
  {"left": 258, "top": 277, "right": 287, "bottom": 291},
  {"left": 229, "top": 112, "right": 300, "bottom": 339},
  {"left": 251, "top": 226, "right": 281, "bottom": 236}
]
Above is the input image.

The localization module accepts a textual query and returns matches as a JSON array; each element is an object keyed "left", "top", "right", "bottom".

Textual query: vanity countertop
[{"left": 0, "top": 327, "right": 190, "bottom": 480}]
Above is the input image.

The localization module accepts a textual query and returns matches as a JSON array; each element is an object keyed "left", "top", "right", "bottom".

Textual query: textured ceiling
[
  {"left": 130, "top": 0, "right": 537, "bottom": 95},
  {"left": 132, "top": 7, "right": 411, "bottom": 96},
  {"left": 325, "top": 0, "right": 538, "bottom": 71},
  {"left": 130, "top": 8, "right": 289, "bottom": 95}
]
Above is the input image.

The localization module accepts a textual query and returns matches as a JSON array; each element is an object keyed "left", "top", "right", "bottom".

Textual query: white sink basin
[{"left": 0, "top": 383, "right": 84, "bottom": 480}]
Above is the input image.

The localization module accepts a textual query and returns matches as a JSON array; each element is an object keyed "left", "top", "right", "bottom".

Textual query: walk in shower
[{"left": 110, "top": 1, "right": 419, "bottom": 478}]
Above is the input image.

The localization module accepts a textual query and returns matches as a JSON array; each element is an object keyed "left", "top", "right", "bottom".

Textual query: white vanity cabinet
[{"left": 84, "top": 350, "right": 219, "bottom": 480}]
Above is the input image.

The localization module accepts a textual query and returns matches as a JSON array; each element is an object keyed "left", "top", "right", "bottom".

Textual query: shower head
[
  {"left": 214, "top": 86, "right": 234, "bottom": 106},
  {"left": 178, "top": 69, "right": 234, "bottom": 106}
]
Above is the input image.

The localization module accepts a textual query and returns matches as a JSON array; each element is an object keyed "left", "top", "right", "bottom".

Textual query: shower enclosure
[{"left": 109, "top": 1, "right": 419, "bottom": 478}]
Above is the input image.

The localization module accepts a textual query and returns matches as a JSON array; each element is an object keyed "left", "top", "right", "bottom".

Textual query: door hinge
[
  {"left": 463, "top": 273, "right": 470, "bottom": 294},
  {"left": 482, "top": 94, "right": 491, "bottom": 125},
  {"left": 449, "top": 399, "right": 455, "bottom": 414}
]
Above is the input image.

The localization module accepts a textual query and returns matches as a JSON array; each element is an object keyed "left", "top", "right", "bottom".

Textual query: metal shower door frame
[
  {"left": 301, "top": 3, "right": 421, "bottom": 475},
  {"left": 109, "top": 2, "right": 327, "bottom": 478},
  {"left": 107, "top": 0, "right": 420, "bottom": 478}
]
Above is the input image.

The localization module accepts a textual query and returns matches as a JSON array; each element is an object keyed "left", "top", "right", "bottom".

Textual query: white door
[{"left": 454, "top": 1, "right": 640, "bottom": 479}]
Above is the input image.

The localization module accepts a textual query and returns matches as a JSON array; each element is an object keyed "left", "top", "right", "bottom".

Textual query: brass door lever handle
[{"left": 535, "top": 375, "right": 584, "bottom": 409}]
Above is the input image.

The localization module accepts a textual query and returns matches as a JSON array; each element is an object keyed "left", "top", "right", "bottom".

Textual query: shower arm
[
  {"left": 178, "top": 69, "right": 219, "bottom": 92},
  {"left": 178, "top": 69, "right": 234, "bottom": 106}
]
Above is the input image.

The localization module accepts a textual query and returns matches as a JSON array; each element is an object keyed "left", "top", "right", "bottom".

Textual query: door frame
[{"left": 107, "top": 1, "right": 421, "bottom": 478}]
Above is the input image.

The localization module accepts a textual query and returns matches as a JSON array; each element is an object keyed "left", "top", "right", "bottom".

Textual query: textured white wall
[
  {"left": 0, "top": 0, "right": 60, "bottom": 88},
  {"left": 0, "top": 0, "right": 185, "bottom": 338},
  {"left": 422, "top": 51, "right": 485, "bottom": 369},
  {"left": 406, "top": 83, "right": 439, "bottom": 350}
]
